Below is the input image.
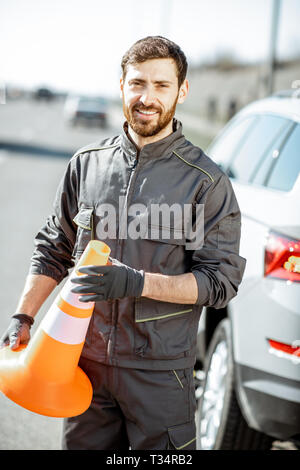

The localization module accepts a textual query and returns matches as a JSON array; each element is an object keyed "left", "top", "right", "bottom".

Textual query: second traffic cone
[{"left": 0, "top": 240, "right": 110, "bottom": 417}]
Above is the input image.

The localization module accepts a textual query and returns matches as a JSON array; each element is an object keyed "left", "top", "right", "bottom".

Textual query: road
[
  {"left": 0, "top": 98, "right": 297, "bottom": 450},
  {"left": 0, "top": 150, "right": 67, "bottom": 450}
]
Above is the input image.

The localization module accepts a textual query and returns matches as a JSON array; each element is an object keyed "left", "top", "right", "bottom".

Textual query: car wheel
[{"left": 196, "top": 318, "right": 273, "bottom": 450}]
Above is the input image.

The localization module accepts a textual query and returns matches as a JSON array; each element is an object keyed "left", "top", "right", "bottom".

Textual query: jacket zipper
[
  {"left": 118, "top": 156, "right": 138, "bottom": 245},
  {"left": 107, "top": 153, "right": 139, "bottom": 363}
]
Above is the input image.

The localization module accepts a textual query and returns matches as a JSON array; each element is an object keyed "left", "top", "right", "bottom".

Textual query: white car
[
  {"left": 195, "top": 90, "right": 300, "bottom": 450},
  {"left": 64, "top": 95, "right": 108, "bottom": 128}
]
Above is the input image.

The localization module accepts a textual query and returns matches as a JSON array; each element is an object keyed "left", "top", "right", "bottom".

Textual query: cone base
[{"left": 0, "top": 357, "right": 93, "bottom": 418}]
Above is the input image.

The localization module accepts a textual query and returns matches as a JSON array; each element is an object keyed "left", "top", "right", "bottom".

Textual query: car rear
[
  {"left": 64, "top": 95, "right": 108, "bottom": 128},
  {"left": 75, "top": 97, "right": 107, "bottom": 127},
  {"left": 202, "top": 93, "right": 300, "bottom": 445},
  {"left": 231, "top": 177, "right": 300, "bottom": 441}
]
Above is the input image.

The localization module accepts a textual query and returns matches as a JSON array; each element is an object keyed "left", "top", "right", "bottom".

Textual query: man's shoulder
[
  {"left": 71, "top": 135, "right": 121, "bottom": 160},
  {"left": 177, "top": 139, "right": 225, "bottom": 184}
]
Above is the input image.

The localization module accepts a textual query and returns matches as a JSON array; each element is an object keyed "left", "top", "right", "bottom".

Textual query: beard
[{"left": 122, "top": 93, "right": 178, "bottom": 138}]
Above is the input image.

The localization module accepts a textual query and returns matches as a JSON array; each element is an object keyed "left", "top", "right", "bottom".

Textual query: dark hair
[{"left": 121, "top": 36, "right": 188, "bottom": 87}]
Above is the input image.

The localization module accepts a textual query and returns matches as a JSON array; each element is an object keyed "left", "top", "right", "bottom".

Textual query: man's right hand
[{"left": 0, "top": 314, "right": 34, "bottom": 350}]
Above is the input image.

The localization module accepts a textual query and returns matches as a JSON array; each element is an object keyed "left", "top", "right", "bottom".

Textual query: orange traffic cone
[{"left": 0, "top": 240, "right": 110, "bottom": 417}]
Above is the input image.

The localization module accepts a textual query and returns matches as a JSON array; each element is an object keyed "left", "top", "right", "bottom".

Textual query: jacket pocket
[
  {"left": 171, "top": 369, "right": 188, "bottom": 390},
  {"left": 135, "top": 296, "right": 193, "bottom": 323},
  {"left": 134, "top": 297, "right": 195, "bottom": 360},
  {"left": 135, "top": 222, "right": 188, "bottom": 277},
  {"left": 72, "top": 206, "right": 94, "bottom": 259},
  {"left": 167, "top": 421, "right": 196, "bottom": 450},
  {"left": 134, "top": 222, "right": 196, "bottom": 360},
  {"left": 144, "top": 222, "right": 186, "bottom": 245}
]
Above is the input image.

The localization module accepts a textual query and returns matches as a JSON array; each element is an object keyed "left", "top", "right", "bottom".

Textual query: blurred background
[
  {"left": 1, "top": 0, "right": 300, "bottom": 150},
  {"left": 0, "top": 0, "right": 299, "bottom": 450}
]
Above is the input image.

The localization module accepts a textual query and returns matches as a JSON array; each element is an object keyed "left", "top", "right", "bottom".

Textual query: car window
[
  {"left": 228, "top": 115, "right": 289, "bottom": 183},
  {"left": 251, "top": 119, "right": 294, "bottom": 186},
  {"left": 78, "top": 99, "right": 106, "bottom": 111},
  {"left": 266, "top": 123, "right": 300, "bottom": 192},
  {"left": 207, "top": 116, "right": 258, "bottom": 170}
]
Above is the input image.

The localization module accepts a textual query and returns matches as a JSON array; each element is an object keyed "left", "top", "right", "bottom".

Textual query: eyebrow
[{"left": 129, "top": 78, "right": 173, "bottom": 85}]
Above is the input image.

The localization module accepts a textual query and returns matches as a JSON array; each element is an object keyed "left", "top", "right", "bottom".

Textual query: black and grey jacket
[{"left": 30, "top": 119, "right": 246, "bottom": 370}]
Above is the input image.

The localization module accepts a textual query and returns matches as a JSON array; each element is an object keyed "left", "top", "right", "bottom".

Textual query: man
[{"left": 0, "top": 36, "right": 246, "bottom": 450}]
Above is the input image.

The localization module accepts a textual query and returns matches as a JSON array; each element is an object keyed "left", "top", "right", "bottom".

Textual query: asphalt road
[
  {"left": 0, "top": 96, "right": 122, "bottom": 151},
  {"left": 0, "top": 150, "right": 68, "bottom": 449}
]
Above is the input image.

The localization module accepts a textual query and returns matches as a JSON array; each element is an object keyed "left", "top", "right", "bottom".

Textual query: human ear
[
  {"left": 177, "top": 79, "right": 189, "bottom": 104},
  {"left": 120, "top": 76, "right": 124, "bottom": 99}
]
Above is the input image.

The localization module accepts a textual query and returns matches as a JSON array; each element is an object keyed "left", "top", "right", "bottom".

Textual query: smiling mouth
[
  {"left": 137, "top": 109, "right": 157, "bottom": 115},
  {"left": 134, "top": 109, "right": 159, "bottom": 121}
]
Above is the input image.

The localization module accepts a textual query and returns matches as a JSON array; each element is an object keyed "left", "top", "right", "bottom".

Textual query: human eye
[
  {"left": 130, "top": 80, "right": 143, "bottom": 87},
  {"left": 157, "top": 82, "right": 170, "bottom": 89}
]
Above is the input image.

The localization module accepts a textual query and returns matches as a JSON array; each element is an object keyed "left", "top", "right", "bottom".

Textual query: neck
[{"left": 127, "top": 120, "right": 174, "bottom": 151}]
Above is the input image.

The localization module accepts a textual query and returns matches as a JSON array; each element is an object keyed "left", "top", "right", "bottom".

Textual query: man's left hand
[{"left": 70, "top": 258, "right": 145, "bottom": 302}]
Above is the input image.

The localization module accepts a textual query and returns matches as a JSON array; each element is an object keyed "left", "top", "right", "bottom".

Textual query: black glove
[
  {"left": 0, "top": 314, "right": 34, "bottom": 350},
  {"left": 70, "top": 258, "right": 145, "bottom": 302}
]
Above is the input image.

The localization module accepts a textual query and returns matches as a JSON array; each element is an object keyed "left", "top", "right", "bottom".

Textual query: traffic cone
[{"left": 0, "top": 240, "right": 110, "bottom": 418}]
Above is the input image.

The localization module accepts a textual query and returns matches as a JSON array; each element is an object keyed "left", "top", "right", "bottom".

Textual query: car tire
[{"left": 196, "top": 318, "right": 273, "bottom": 450}]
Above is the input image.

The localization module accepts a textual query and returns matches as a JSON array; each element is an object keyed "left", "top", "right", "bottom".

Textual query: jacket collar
[{"left": 120, "top": 118, "right": 186, "bottom": 160}]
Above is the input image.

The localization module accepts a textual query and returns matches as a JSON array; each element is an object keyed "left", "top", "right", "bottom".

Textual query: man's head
[
  {"left": 121, "top": 36, "right": 188, "bottom": 89},
  {"left": 120, "top": 36, "right": 189, "bottom": 143}
]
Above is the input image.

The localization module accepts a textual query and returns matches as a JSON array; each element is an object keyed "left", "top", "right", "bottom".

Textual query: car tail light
[
  {"left": 264, "top": 231, "right": 300, "bottom": 282},
  {"left": 268, "top": 339, "right": 300, "bottom": 363}
]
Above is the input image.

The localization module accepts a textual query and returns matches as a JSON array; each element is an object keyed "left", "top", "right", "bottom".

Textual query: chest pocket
[{"left": 72, "top": 206, "right": 94, "bottom": 259}]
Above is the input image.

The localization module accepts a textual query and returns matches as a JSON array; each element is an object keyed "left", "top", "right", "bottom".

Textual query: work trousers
[{"left": 62, "top": 357, "right": 197, "bottom": 450}]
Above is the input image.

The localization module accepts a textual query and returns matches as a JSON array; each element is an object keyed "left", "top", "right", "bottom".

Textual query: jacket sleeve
[
  {"left": 29, "top": 157, "right": 79, "bottom": 284},
  {"left": 191, "top": 173, "right": 246, "bottom": 309}
]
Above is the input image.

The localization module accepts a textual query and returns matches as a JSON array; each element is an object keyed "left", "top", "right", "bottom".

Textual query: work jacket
[{"left": 30, "top": 119, "right": 246, "bottom": 370}]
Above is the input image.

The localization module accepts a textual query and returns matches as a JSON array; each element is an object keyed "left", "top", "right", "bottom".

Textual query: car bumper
[
  {"left": 235, "top": 362, "right": 300, "bottom": 440},
  {"left": 76, "top": 112, "right": 106, "bottom": 120}
]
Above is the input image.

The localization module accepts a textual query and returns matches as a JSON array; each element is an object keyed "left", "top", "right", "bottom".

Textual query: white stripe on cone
[
  {"left": 60, "top": 275, "right": 94, "bottom": 310},
  {"left": 40, "top": 303, "right": 92, "bottom": 345}
]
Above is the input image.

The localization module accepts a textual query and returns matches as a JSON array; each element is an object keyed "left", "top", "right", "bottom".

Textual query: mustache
[{"left": 132, "top": 103, "right": 161, "bottom": 113}]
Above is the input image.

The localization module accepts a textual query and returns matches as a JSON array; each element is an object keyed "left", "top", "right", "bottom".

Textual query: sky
[{"left": 1, "top": 0, "right": 300, "bottom": 98}]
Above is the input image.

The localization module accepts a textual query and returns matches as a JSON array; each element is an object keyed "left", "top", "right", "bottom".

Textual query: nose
[{"left": 140, "top": 86, "right": 157, "bottom": 107}]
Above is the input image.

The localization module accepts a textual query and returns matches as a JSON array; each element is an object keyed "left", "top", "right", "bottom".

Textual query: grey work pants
[{"left": 62, "top": 357, "right": 197, "bottom": 450}]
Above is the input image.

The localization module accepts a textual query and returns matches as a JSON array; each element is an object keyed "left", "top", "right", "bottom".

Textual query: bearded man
[{"left": 0, "top": 36, "right": 246, "bottom": 450}]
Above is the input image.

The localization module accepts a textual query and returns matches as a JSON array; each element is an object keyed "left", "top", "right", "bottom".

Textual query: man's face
[{"left": 120, "top": 58, "right": 188, "bottom": 138}]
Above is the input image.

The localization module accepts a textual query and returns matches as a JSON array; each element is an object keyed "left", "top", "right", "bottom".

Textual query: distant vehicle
[
  {"left": 64, "top": 95, "right": 108, "bottom": 128},
  {"left": 33, "top": 87, "right": 54, "bottom": 101},
  {"left": 195, "top": 90, "right": 300, "bottom": 450}
]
